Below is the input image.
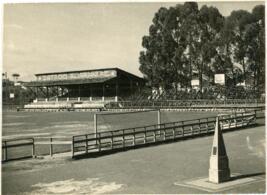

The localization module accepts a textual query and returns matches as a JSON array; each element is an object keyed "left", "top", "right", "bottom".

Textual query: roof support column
[
  {"left": 102, "top": 84, "right": 105, "bottom": 102},
  {"left": 130, "top": 79, "right": 133, "bottom": 96},
  {"left": 78, "top": 85, "right": 81, "bottom": 99},
  {"left": 115, "top": 79, "right": 119, "bottom": 102},
  {"left": 90, "top": 85, "right": 92, "bottom": 101},
  {"left": 46, "top": 87, "right": 49, "bottom": 101}
]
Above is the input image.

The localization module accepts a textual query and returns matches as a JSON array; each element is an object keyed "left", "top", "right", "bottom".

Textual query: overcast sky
[{"left": 3, "top": 1, "right": 264, "bottom": 81}]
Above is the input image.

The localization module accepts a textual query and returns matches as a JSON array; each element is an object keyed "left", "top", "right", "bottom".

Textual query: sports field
[{"left": 2, "top": 110, "right": 226, "bottom": 139}]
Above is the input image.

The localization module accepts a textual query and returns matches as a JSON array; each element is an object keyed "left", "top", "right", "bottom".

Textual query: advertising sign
[
  {"left": 191, "top": 79, "right": 199, "bottom": 86},
  {"left": 215, "top": 74, "right": 225, "bottom": 85},
  {"left": 9, "top": 93, "right": 15, "bottom": 98}
]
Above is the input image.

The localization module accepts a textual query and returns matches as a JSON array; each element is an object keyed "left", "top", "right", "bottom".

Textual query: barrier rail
[
  {"left": 2, "top": 138, "right": 35, "bottom": 162},
  {"left": 72, "top": 111, "right": 257, "bottom": 158},
  {"left": 106, "top": 99, "right": 265, "bottom": 109},
  {"left": 2, "top": 136, "right": 72, "bottom": 162}
]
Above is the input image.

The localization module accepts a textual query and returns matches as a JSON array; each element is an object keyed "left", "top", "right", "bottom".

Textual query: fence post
[
  {"left": 157, "top": 110, "right": 161, "bottom": 129},
  {"left": 85, "top": 135, "right": 88, "bottom": 154},
  {"left": 50, "top": 137, "right": 53, "bottom": 156},
  {"left": 4, "top": 141, "right": 7, "bottom": 161},
  {"left": 206, "top": 118, "right": 209, "bottom": 132},
  {"left": 111, "top": 132, "right": 114, "bottom": 149},
  {"left": 32, "top": 138, "right": 35, "bottom": 157},
  {"left": 98, "top": 133, "right": 101, "bottom": 152},
  {"left": 133, "top": 129, "right": 136, "bottom": 146},
  {"left": 144, "top": 127, "right": 146, "bottom": 143},
  {"left": 123, "top": 130, "right": 125, "bottom": 148},
  {"left": 182, "top": 121, "right": 184, "bottom": 137},
  {"left": 198, "top": 119, "right": 201, "bottom": 133},
  {"left": 72, "top": 136, "right": 74, "bottom": 158}
]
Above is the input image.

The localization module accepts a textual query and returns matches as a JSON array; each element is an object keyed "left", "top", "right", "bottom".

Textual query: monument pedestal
[{"left": 209, "top": 156, "right": 230, "bottom": 183}]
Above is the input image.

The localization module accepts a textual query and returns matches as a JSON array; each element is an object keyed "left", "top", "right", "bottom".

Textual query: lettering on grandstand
[
  {"left": 214, "top": 74, "right": 225, "bottom": 85},
  {"left": 36, "top": 70, "right": 117, "bottom": 81}
]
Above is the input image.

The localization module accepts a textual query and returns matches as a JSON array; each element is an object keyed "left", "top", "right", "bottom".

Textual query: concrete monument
[{"left": 209, "top": 117, "right": 230, "bottom": 183}]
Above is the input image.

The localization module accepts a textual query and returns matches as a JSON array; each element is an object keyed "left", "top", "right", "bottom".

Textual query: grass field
[{"left": 2, "top": 110, "right": 226, "bottom": 139}]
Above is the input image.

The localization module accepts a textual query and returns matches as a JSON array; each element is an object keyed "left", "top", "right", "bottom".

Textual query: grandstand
[{"left": 24, "top": 68, "right": 146, "bottom": 110}]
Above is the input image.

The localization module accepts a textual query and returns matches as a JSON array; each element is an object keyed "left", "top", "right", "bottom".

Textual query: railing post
[
  {"left": 153, "top": 129, "right": 156, "bottom": 142},
  {"left": 4, "top": 141, "right": 7, "bottom": 161},
  {"left": 241, "top": 112, "right": 244, "bottom": 126},
  {"left": 32, "top": 138, "right": 35, "bottom": 157},
  {"left": 133, "top": 129, "right": 136, "bottom": 146},
  {"left": 206, "top": 118, "right": 209, "bottom": 132},
  {"left": 123, "top": 130, "right": 125, "bottom": 148},
  {"left": 98, "top": 133, "right": 101, "bottom": 152},
  {"left": 72, "top": 136, "right": 74, "bottom": 158},
  {"left": 85, "top": 135, "right": 88, "bottom": 154},
  {"left": 111, "top": 132, "right": 114, "bottom": 149},
  {"left": 198, "top": 119, "right": 201, "bottom": 133},
  {"left": 182, "top": 121, "right": 184, "bottom": 137},
  {"left": 50, "top": 137, "right": 53, "bottom": 156},
  {"left": 144, "top": 127, "right": 146, "bottom": 143}
]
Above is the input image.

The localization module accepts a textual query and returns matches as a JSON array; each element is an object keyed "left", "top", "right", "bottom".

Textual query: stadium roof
[
  {"left": 26, "top": 68, "right": 146, "bottom": 87},
  {"left": 25, "top": 76, "right": 116, "bottom": 87},
  {"left": 35, "top": 67, "right": 143, "bottom": 79}
]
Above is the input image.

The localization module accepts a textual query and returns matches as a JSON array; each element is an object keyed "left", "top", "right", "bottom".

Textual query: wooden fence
[
  {"left": 72, "top": 111, "right": 257, "bottom": 158},
  {"left": 2, "top": 136, "right": 71, "bottom": 162},
  {"left": 2, "top": 138, "right": 35, "bottom": 162}
]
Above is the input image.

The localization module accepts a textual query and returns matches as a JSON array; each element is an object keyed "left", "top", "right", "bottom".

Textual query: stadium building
[{"left": 24, "top": 68, "right": 146, "bottom": 109}]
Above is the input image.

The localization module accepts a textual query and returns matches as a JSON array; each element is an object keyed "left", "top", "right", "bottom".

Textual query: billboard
[
  {"left": 191, "top": 79, "right": 199, "bottom": 86},
  {"left": 9, "top": 93, "right": 15, "bottom": 98},
  {"left": 215, "top": 74, "right": 225, "bottom": 85}
]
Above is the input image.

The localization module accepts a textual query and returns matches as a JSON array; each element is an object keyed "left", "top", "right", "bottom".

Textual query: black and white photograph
[{"left": 2, "top": 1, "right": 265, "bottom": 194}]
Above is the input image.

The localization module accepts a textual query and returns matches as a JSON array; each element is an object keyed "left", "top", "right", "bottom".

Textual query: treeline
[{"left": 139, "top": 2, "right": 265, "bottom": 98}]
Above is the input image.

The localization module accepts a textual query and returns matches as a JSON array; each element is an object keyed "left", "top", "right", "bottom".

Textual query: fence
[
  {"left": 2, "top": 138, "right": 35, "bottom": 162},
  {"left": 2, "top": 136, "right": 72, "bottom": 162},
  {"left": 106, "top": 99, "right": 265, "bottom": 110},
  {"left": 72, "top": 111, "right": 257, "bottom": 158}
]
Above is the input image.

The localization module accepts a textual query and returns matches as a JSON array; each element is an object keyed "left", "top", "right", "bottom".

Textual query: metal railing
[{"left": 72, "top": 111, "right": 257, "bottom": 158}]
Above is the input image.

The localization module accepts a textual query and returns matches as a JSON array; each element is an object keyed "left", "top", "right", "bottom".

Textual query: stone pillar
[
  {"left": 89, "top": 97, "right": 92, "bottom": 101},
  {"left": 209, "top": 117, "right": 230, "bottom": 183},
  {"left": 115, "top": 96, "right": 118, "bottom": 102}
]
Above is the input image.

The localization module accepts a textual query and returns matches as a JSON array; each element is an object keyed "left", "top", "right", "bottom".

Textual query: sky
[{"left": 3, "top": 1, "right": 265, "bottom": 81}]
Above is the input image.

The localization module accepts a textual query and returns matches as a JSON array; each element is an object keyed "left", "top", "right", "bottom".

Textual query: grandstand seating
[{"left": 24, "top": 96, "right": 116, "bottom": 109}]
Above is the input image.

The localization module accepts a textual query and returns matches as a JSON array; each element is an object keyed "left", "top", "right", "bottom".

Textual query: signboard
[
  {"left": 215, "top": 74, "right": 225, "bottom": 85},
  {"left": 191, "top": 79, "right": 199, "bottom": 86},
  {"left": 9, "top": 93, "right": 14, "bottom": 98}
]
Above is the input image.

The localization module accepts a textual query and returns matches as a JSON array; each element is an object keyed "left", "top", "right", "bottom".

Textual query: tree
[
  {"left": 245, "top": 5, "right": 265, "bottom": 95},
  {"left": 139, "top": 2, "right": 224, "bottom": 97}
]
